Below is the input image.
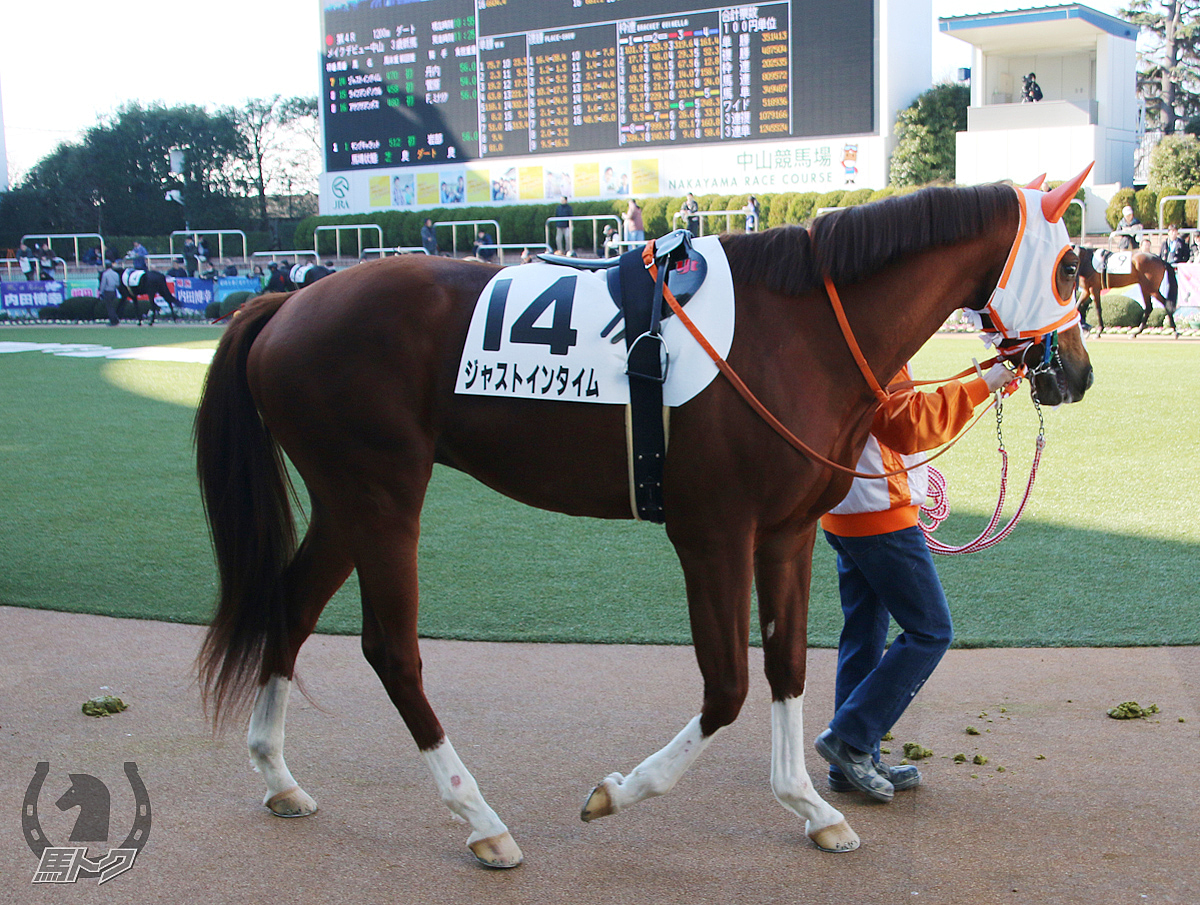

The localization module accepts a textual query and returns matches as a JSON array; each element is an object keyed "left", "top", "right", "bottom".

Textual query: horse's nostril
[{"left": 1086, "top": 367, "right": 1094, "bottom": 390}]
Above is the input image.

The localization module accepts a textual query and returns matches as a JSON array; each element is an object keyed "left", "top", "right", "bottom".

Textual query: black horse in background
[
  {"left": 287, "top": 261, "right": 335, "bottom": 290},
  {"left": 118, "top": 269, "right": 181, "bottom": 325}
]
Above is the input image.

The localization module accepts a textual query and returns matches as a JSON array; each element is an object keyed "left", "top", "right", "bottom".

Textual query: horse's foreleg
[
  {"left": 582, "top": 532, "right": 753, "bottom": 821},
  {"left": 580, "top": 716, "right": 716, "bottom": 820},
  {"left": 249, "top": 503, "right": 353, "bottom": 817},
  {"left": 355, "top": 515, "right": 521, "bottom": 869},
  {"left": 756, "top": 528, "right": 859, "bottom": 853}
]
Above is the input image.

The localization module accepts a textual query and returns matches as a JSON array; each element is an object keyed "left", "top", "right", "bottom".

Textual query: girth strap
[{"left": 621, "top": 244, "right": 668, "bottom": 522}]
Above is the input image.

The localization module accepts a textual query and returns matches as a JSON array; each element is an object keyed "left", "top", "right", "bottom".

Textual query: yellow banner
[
  {"left": 368, "top": 176, "right": 390, "bottom": 208},
  {"left": 631, "top": 159, "right": 659, "bottom": 196},
  {"left": 574, "top": 162, "right": 600, "bottom": 199},
  {"left": 519, "top": 166, "right": 544, "bottom": 200},
  {"left": 466, "top": 169, "right": 491, "bottom": 204},
  {"left": 416, "top": 172, "right": 440, "bottom": 205}
]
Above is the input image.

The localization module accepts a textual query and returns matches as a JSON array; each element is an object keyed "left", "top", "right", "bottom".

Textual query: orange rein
[{"left": 642, "top": 241, "right": 1004, "bottom": 481}]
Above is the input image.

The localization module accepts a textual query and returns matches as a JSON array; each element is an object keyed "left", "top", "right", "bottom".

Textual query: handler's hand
[{"left": 983, "top": 363, "right": 1014, "bottom": 393}]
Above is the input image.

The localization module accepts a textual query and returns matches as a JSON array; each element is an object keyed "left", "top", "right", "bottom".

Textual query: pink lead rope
[{"left": 918, "top": 395, "right": 1045, "bottom": 555}]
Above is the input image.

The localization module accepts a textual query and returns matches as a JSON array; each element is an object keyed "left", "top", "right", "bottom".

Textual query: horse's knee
[{"left": 700, "top": 675, "right": 749, "bottom": 735}]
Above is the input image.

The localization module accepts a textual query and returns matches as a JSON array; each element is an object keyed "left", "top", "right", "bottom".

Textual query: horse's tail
[
  {"left": 195, "top": 291, "right": 297, "bottom": 727},
  {"left": 1165, "top": 260, "right": 1178, "bottom": 306}
]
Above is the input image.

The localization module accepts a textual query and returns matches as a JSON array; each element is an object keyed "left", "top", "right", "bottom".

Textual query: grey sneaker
[
  {"left": 814, "top": 729, "right": 894, "bottom": 802},
  {"left": 829, "top": 760, "right": 921, "bottom": 794}
]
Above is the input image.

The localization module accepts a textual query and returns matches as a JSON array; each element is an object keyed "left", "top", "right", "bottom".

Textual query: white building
[{"left": 940, "top": 4, "right": 1138, "bottom": 232}]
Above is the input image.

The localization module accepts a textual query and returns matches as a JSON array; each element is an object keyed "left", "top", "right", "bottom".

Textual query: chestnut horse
[
  {"left": 1075, "top": 247, "right": 1180, "bottom": 335},
  {"left": 195, "top": 176, "right": 1093, "bottom": 867}
]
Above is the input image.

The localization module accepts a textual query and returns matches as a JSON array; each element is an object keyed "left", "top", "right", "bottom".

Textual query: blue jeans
[{"left": 823, "top": 526, "right": 953, "bottom": 762}]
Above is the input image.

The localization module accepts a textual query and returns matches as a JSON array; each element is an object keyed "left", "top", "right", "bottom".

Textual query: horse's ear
[
  {"left": 1025, "top": 173, "right": 1047, "bottom": 190},
  {"left": 1041, "top": 162, "right": 1094, "bottom": 223}
]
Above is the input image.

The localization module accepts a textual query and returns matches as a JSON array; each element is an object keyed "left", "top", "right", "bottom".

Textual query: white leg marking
[
  {"left": 423, "top": 738, "right": 521, "bottom": 867},
  {"left": 771, "top": 695, "right": 859, "bottom": 851},
  {"left": 583, "top": 715, "right": 714, "bottom": 819},
  {"left": 247, "top": 676, "right": 317, "bottom": 815}
]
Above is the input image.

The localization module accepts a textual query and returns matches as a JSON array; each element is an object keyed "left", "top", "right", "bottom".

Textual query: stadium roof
[{"left": 939, "top": 4, "right": 1137, "bottom": 53}]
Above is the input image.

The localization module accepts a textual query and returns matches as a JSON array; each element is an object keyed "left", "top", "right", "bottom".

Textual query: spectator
[
  {"left": 223, "top": 260, "right": 240, "bottom": 277},
  {"left": 38, "top": 249, "right": 57, "bottom": 280},
  {"left": 554, "top": 195, "right": 574, "bottom": 253},
  {"left": 1112, "top": 205, "right": 1142, "bottom": 250},
  {"left": 265, "top": 262, "right": 289, "bottom": 293},
  {"left": 681, "top": 192, "right": 701, "bottom": 235},
  {"left": 18, "top": 243, "right": 36, "bottom": 281},
  {"left": 131, "top": 240, "right": 149, "bottom": 271},
  {"left": 1160, "top": 224, "right": 1191, "bottom": 264},
  {"left": 473, "top": 229, "right": 497, "bottom": 262},
  {"left": 198, "top": 237, "right": 212, "bottom": 262},
  {"left": 520, "top": 247, "right": 534, "bottom": 265},
  {"left": 624, "top": 199, "right": 644, "bottom": 243},
  {"left": 1021, "top": 72, "right": 1043, "bottom": 103},
  {"left": 603, "top": 224, "right": 620, "bottom": 257},
  {"left": 183, "top": 238, "right": 199, "bottom": 276},
  {"left": 167, "top": 257, "right": 189, "bottom": 278},
  {"left": 98, "top": 260, "right": 122, "bottom": 326},
  {"left": 421, "top": 218, "right": 439, "bottom": 255},
  {"left": 743, "top": 195, "right": 761, "bottom": 232},
  {"left": 83, "top": 245, "right": 102, "bottom": 266}
]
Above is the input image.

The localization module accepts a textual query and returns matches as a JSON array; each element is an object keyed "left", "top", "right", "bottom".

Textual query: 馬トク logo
[{"left": 22, "top": 762, "right": 152, "bottom": 885}]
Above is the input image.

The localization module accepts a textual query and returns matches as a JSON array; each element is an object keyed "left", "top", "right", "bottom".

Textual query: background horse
[
  {"left": 287, "top": 261, "right": 334, "bottom": 290},
  {"left": 118, "top": 268, "right": 180, "bottom": 325},
  {"left": 1075, "top": 247, "right": 1179, "bottom": 335},
  {"left": 195, "top": 176, "right": 1092, "bottom": 868}
]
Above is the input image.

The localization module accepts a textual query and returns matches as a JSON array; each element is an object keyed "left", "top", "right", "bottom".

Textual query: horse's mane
[{"left": 720, "top": 183, "right": 1017, "bottom": 296}]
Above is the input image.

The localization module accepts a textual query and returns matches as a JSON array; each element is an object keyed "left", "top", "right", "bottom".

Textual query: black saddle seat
[{"left": 536, "top": 253, "right": 621, "bottom": 270}]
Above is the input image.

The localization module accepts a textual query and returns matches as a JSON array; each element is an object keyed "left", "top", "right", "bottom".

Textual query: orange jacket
[{"left": 820, "top": 367, "right": 991, "bottom": 537}]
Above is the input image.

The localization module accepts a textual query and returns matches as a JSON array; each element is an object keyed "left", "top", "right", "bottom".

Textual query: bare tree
[{"left": 224, "top": 95, "right": 319, "bottom": 232}]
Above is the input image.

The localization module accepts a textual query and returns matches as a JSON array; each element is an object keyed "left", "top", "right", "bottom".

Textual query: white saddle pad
[
  {"left": 1106, "top": 251, "right": 1133, "bottom": 275},
  {"left": 455, "top": 235, "right": 734, "bottom": 406}
]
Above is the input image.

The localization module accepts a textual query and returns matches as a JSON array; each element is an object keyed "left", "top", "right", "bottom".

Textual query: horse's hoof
[
  {"left": 265, "top": 785, "right": 318, "bottom": 817},
  {"left": 580, "top": 776, "right": 620, "bottom": 821},
  {"left": 468, "top": 831, "right": 523, "bottom": 868},
  {"left": 807, "top": 819, "right": 860, "bottom": 853}
]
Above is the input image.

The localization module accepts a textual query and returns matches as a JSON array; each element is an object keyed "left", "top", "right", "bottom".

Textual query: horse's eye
[{"left": 1063, "top": 263, "right": 1078, "bottom": 278}]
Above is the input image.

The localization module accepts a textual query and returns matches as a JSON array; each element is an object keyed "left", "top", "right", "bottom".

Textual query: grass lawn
[{"left": 1, "top": 325, "right": 1197, "bottom": 647}]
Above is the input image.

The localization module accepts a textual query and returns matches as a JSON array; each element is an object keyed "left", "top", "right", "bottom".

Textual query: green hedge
[
  {"left": 36, "top": 296, "right": 176, "bottom": 322},
  {"left": 294, "top": 187, "right": 921, "bottom": 252},
  {"left": 1094, "top": 292, "right": 1165, "bottom": 328}
]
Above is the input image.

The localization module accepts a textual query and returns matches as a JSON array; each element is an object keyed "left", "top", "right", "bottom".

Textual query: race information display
[{"left": 322, "top": 0, "right": 873, "bottom": 172}]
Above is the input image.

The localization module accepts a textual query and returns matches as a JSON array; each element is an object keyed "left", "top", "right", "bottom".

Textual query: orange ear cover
[
  {"left": 1024, "top": 173, "right": 1047, "bottom": 190},
  {"left": 1041, "top": 162, "right": 1094, "bottom": 223}
]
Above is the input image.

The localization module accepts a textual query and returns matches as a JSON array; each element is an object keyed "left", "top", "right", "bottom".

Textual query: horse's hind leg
[
  {"left": 581, "top": 530, "right": 753, "bottom": 822},
  {"left": 755, "top": 528, "right": 859, "bottom": 853},
  {"left": 248, "top": 503, "right": 354, "bottom": 817},
  {"left": 353, "top": 506, "right": 521, "bottom": 868}
]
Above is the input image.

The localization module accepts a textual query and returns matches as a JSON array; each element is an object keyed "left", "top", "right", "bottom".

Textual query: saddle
[{"left": 540, "top": 230, "right": 708, "bottom": 523}]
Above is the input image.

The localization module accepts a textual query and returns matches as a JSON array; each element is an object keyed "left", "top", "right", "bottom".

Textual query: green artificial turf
[{"left": 1, "top": 326, "right": 1197, "bottom": 647}]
